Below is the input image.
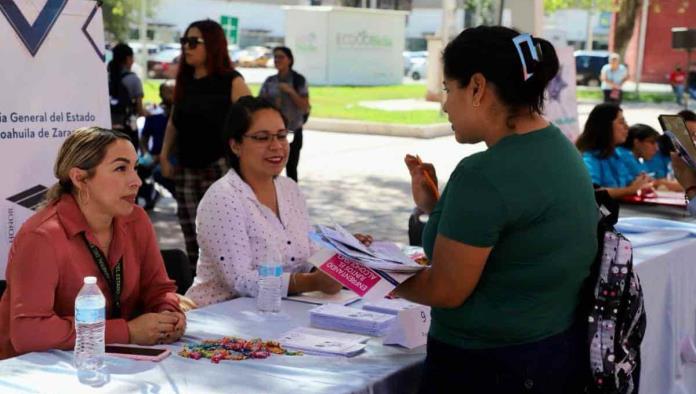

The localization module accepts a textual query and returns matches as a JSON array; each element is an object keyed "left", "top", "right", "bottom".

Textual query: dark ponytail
[
  {"left": 108, "top": 43, "right": 134, "bottom": 93},
  {"left": 443, "top": 26, "right": 559, "bottom": 121}
]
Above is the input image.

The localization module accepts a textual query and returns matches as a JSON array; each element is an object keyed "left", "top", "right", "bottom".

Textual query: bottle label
[
  {"left": 258, "top": 265, "right": 282, "bottom": 277},
  {"left": 75, "top": 307, "right": 105, "bottom": 324}
]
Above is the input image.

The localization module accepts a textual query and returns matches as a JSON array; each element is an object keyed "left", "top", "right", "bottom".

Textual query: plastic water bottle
[
  {"left": 74, "top": 276, "right": 106, "bottom": 384},
  {"left": 257, "top": 249, "right": 283, "bottom": 314}
]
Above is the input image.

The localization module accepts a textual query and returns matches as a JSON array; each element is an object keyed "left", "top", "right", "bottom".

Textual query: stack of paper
[
  {"left": 285, "top": 289, "right": 360, "bottom": 306},
  {"left": 309, "top": 304, "right": 396, "bottom": 336},
  {"left": 363, "top": 298, "right": 422, "bottom": 315},
  {"left": 311, "top": 224, "right": 425, "bottom": 273},
  {"left": 277, "top": 327, "right": 369, "bottom": 357}
]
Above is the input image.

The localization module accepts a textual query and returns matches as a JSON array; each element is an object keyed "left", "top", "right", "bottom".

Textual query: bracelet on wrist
[{"left": 684, "top": 185, "right": 696, "bottom": 204}]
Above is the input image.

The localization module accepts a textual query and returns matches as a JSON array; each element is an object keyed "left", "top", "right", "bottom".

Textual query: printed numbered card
[{"left": 383, "top": 305, "right": 430, "bottom": 349}]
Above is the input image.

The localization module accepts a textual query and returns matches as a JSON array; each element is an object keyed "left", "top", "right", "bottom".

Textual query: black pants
[
  {"left": 286, "top": 128, "right": 303, "bottom": 182},
  {"left": 419, "top": 323, "right": 589, "bottom": 394},
  {"left": 602, "top": 89, "right": 623, "bottom": 105}
]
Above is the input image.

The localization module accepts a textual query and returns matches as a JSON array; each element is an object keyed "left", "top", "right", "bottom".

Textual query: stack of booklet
[
  {"left": 307, "top": 224, "right": 428, "bottom": 300},
  {"left": 277, "top": 326, "right": 370, "bottom": 357},
  {"left": 309, "top": 304, "right": 396, "bottom": 336},
  {"left": 362, "top": 298, "right": 422, "bottom": 315},
  {"left": 311, "top": 224, "right": 425, "bottom": 273}
]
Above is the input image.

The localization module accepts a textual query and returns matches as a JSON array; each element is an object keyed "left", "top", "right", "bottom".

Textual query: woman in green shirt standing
[{"left": 396, "top": 26, "right": 597, "bottom": 393}]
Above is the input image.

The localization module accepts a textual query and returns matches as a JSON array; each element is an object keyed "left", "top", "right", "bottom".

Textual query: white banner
[
  {"left": 0, "top": 0, "right": 110, "bottom": 278},
  {"left": 544, "top": 46, "right": 580, "bottom": 141}
]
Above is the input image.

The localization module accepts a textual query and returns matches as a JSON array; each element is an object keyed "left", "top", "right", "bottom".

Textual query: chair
[
  {"left": 0, "top": 280, "right": 5, "bottom": 298},
  {"left": 408, "top": 207, "right": 427, "bottom": 247},
  {"left": 160, "top": 249, "right": 193, "bottom": 294}
]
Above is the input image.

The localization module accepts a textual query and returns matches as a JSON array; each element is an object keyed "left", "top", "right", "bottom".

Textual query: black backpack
[
  {"left": 291, "top": 70, "right": 310, "bottom": 124},
  {"left": 584, "top": 191, "right": 646, "bottom": 393},
  {"left": 109, "top": 70, "right": 135, "bottom": 129}
]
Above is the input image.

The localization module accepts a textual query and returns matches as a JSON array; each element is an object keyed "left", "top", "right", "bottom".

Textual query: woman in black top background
[{"left": 160, "top": 19, "right": 251, "bottom": 271}]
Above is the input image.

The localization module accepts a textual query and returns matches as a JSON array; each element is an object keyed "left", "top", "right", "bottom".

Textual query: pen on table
[{"left": 416, "top": 155, "right": 440, "bottom": 199}]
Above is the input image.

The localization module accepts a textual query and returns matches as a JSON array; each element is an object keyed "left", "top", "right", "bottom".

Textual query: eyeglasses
[
  {"left": 243, "top": 130, "right": 293, "bottom": 144},
  {"left": 179, "top": 36, "right": 205, "bottom": 49}
]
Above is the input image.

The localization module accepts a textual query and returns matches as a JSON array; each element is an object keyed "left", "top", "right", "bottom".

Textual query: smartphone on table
[{"left": 105, "top": 345, "right": 171, "bottom": 362}]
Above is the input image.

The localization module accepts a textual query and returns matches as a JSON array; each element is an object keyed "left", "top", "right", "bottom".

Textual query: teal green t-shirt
[{"left": 422, "top": 124, "right": 598, "bottom": 349}]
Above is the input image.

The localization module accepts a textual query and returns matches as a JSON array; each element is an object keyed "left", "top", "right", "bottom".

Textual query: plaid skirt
[{"left": 174, "top": 158, "right": 228, "bottom": 272}]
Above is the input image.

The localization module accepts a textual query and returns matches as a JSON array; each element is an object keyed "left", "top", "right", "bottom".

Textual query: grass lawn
[
  {"left": 575, "top": 87, "right": 674, "bottom": 103},
  {"left": 143, "top": 80, "right": 676, "bottom": 125},
  {"left": 144, "top": 80, "right": 446, "bottom": 124}
]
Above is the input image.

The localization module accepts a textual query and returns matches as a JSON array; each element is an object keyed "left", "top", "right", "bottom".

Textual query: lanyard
[{"left": 81, "top": 233, "right": 123, "bottom": 318}]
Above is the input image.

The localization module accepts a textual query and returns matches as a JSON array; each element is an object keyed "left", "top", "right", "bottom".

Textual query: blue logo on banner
[{"left": 0, "top": 0, "right": 68, "bottom": 57}]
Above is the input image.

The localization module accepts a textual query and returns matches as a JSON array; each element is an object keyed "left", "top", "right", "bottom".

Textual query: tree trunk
[{"left": 612, "top": 0, "right": 641, "bottom": 59}]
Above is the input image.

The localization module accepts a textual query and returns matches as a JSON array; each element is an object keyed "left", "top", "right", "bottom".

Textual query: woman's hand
[
  {"left": 308, "top": 271, "right": 342, "bottom": 295},
  {"left": 176, "top": 293, "right": 198, "bottom": 313},
  {"left": 627, "top": 173, "right": 654, "bottom": 194},
  {"left": 353, "top": 233, "right": 373, "bottom": 247},
  {"left": 127, "top": 312, "right": 178, "bottom": 345},
  {"left": 160, "top": 310, "right": 187, "bottom": 343},
  {"left": 671, "top": 153, "right": 696, "bottom": 198},
  {"left": 405, "top": 154, "right": 438, "bottom": 213}
]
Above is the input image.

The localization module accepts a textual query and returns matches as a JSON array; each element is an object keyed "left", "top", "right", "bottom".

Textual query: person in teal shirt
[
  {"left": 395, "top": 26, "right": 596, "bottom": 393},
  {"left": 576, "top": 103, "right": 653, "bottom": 198},
  {"left": 618, "top": 124, "right": 682, "bottom": 191}
]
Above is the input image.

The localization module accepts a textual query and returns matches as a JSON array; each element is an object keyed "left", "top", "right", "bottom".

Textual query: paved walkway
[{"left": 150, "top": 100, "right": 690, "bottom": 254}]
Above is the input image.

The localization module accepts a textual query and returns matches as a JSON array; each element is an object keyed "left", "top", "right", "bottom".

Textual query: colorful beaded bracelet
[{"left": 178, "top": 336, "right": 302, "bottom": 363}]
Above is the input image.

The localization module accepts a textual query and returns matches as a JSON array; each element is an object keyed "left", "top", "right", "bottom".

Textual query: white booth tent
[{"left": 284, "top": 6, "right": 407, "bottom": 86}]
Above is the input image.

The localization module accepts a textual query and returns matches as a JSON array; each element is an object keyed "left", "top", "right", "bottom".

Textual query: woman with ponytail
[
  {"left": 394, "top": 26, "right": 595, "bottom": 392},
  {"left": 107, "top": 43, "right": 148, "bottom": 148},
  {"left": 0, "top": 127, "right": 184, "bottom": 359}
]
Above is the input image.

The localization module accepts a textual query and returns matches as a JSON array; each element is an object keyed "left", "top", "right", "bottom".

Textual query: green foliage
[
  {"left": 101, "top": 0, "right": 159, "bottom": 42},
  {"left": 544, "top": 0, "right": 617, "bottom": 13}
]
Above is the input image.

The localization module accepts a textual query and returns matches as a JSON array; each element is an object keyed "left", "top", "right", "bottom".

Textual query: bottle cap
[{"left": 84, "top": 276, "right": 97, "bottom": 284}]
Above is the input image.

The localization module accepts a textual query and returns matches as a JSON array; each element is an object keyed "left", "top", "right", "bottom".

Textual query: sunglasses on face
[
  {"left": 243, "top": 130, "right": 293, "bottom": 144},
  {"left": 179, "top": 36, "right": 205, "bottom": 49}
]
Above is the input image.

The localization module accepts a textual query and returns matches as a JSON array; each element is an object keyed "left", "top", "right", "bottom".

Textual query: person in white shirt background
[
  {"left": 185, "top": 97, "right": 372, "bottom": 308},
  {"left": 600, "top": 53, "right": 629, "bottom": 105}
]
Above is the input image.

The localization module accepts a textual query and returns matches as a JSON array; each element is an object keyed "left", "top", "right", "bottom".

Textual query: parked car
[
  {"left": 403, "top": 50, "right": 427, "bottom": 75},
  {"left": 407, "top": 57, "right": 427, "bottom": 81},
  {"left": 237, "top": 46, "right": 272, "bottom": 68},
  {"left": 574, "top": 50, "right": 609, "bottom": 87},
  {"left": 147, "top": 49, "right": 180, "bottom": 79}
]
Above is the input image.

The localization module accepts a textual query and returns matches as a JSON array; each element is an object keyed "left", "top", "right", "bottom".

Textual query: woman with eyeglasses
[
  {"left": 259, "top": 46, "right": 310, "bottom": 182},
  {"left": 576, "top": 103, "right": 654, "bottom": 198},
  {"left": 184, "top": 97, "right": 354, "bottom": 307},
  {"left": 160, "top": 20, "right": 252, "bottom": 271}
]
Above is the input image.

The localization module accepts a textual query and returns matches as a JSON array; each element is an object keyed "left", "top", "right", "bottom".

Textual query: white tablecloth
[
  {"left": 2, "top": 217, "right": 695, "bottom": 393},
  {"left": 0, "top": 298, "right": 425, "bottom": 394},
  {"left": 622, "top": 218, "right": 696, "bottom": 394}
]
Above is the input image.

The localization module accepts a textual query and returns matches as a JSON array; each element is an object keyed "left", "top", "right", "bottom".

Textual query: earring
[{"left": 473, "top": 101, "right": 480, "bottom": 108}]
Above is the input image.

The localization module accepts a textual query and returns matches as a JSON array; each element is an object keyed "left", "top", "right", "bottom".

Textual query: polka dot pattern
[{"left": 185, "top": 171, "right": 316, "bottom": 307}]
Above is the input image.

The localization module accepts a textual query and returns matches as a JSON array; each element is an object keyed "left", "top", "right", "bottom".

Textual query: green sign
[{"left": 220, "top": 15, "right": 239, "bottom": 45}]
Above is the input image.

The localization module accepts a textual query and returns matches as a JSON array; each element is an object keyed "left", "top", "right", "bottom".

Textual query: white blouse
[{"left": 185, "top": 170, "right": 316, "bottom": 307}]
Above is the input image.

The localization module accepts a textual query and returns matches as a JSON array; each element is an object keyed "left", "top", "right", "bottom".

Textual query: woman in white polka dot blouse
[{"left": 185, "top": 97, "right": 358, "bottom": 308}]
